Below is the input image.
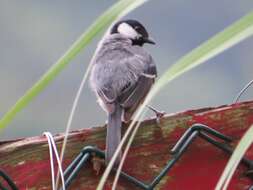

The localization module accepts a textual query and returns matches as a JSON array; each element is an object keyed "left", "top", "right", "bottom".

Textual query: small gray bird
[{"left": 89, "top": 19, "right": 157, "bottom": 165}]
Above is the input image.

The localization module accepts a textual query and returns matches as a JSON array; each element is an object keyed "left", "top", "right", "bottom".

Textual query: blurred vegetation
[
  {"left": 0, "top": 1, "right": 253, "bottom": 188},
  {"left": 1, "top": 1, "right": 253, "bottom": 139}
]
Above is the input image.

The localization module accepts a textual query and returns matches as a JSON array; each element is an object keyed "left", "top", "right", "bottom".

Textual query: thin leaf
[
  {"left": 0, "top": 0, "right": 148, "bottom": 130},
  {"left": 98, "top": 11, "right": 253, "bottom": 189},
  {"left": 112, "top": 114, "right": 145, "bottom": 190},
  {"left": 215, "top": 125, "right": 253, "bottom": 190},
  {"left": 55, "top": 0, "right": 149, "bottom": 187}
]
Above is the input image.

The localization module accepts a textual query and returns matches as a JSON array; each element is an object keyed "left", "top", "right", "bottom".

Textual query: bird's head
[{"left": 110, "top": 19, "right": 155, "bottom": 46}]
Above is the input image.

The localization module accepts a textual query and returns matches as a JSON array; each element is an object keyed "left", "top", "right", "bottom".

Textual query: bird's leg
[{"left": 146, "top": 105, "right": 166, "bottom": 124}]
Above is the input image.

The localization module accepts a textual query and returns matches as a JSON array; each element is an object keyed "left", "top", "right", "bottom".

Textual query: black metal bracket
[
  {"left": 61, "top": 124, "right": 253, "bottom": 190},
  {"left": 0, "top": 169, "right": 19, "bottom": 190}
]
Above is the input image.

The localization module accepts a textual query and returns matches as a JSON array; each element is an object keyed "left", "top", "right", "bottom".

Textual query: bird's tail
[{"left": 106, "top": 103, "right": 122, "bottom": 165}]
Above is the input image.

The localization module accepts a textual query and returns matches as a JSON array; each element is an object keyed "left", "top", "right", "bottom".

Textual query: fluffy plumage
[{"left": 89, "top": 21, "right": 157, "bottom": 165}]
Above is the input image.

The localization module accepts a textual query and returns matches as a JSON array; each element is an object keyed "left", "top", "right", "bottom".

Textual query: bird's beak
[{"left": 143, "top": 37, "right": 155, "bottom": 45}]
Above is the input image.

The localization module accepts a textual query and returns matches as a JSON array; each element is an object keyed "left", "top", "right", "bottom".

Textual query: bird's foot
[{"left": 147, "top": 105, "right": 166, "bottom": 124}]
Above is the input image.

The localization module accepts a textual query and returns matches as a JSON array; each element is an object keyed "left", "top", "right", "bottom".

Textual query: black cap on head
[{"left": 111, "top": 19, "right": 155, "bottom": 46}]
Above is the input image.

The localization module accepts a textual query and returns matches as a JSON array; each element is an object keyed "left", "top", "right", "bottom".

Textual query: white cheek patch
[{"left": 117, "top": 23, "right": 139, "bottom": 39}]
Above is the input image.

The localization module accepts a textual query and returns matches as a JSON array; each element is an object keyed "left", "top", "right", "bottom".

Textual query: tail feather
[{"left": 106, "top": 103, "right": 122, "bottom": 165}]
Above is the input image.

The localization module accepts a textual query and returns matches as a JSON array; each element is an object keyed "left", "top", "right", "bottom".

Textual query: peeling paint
[{"left": 0, "top": 101, "right": 253, "bottom": 189}]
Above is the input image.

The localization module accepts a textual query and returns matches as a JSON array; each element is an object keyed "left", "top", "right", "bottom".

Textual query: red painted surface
[{"left": 0, "top": 101, "right": 253, "bottom": 189}]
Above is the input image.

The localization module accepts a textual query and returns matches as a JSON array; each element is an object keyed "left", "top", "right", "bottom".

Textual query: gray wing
[
  {"left": 94, "top": 51, "right": 157, "bottom": 119},
  {"left": 119, "top": 55, "right": 157, "bottom": 122}
]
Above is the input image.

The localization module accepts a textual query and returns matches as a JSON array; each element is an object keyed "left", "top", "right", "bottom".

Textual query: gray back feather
[{"left": 89, "top": 34, "right": 155, "bottom": 107}]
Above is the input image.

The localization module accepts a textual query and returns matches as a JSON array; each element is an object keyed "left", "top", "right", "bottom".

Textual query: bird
[{"left": 89, "top": 19, "right": 157, "bottom": 165}]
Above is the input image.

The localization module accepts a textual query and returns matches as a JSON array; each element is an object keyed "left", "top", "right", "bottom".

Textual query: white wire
[
  {"left": 56, "top": 23, "right": 113, "bottom": 187},
  {"left": 57, "top": 25, "right": 112, "bottom": 181},
  {"left": 48, "top": 133, "right": 66, "bottom": 190},
  {"left": 44, "top": 132, "right": 66, "bottom": 190},
  {"left": 44, "top": 132, "right": 56, "bottom": 190}
]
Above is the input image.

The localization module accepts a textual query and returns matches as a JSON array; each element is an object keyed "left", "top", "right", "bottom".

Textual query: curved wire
[
  {"left": 0, "top": 169, "right": 18, "bottom": 190},
  {"left": 44, "top": 132, "right": 65, "bottom": 190},
  {"left": 233, "top": 79, "right": 253, "bottom": 103},
  {"left": 44, "top": 132, "right": 56, "bottom": 190}
]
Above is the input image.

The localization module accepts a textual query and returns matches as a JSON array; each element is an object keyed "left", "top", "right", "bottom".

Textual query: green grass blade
[
  {"left": 152, "top": 11, "right": 253, "bottom": 97},
  {"left": 98, "top": 11, "right": 253, "bottom": 189},
  {"left": 0, "top": 0, "right": 148, "bottom": 130},
  {"left": 215, "top": 125, "right": 253, "bottom": 190},
  {"left": 55, "top": 0, "right": 148, "bottom": 187}
]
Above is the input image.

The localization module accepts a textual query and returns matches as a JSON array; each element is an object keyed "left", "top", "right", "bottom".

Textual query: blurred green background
[{"left": 0, "top": 0, "right": 253, "bottom": 140}]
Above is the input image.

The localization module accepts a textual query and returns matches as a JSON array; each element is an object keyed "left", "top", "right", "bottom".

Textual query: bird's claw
[{"left": 147, "top": 105, "right": 166, "bottom": 124}]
